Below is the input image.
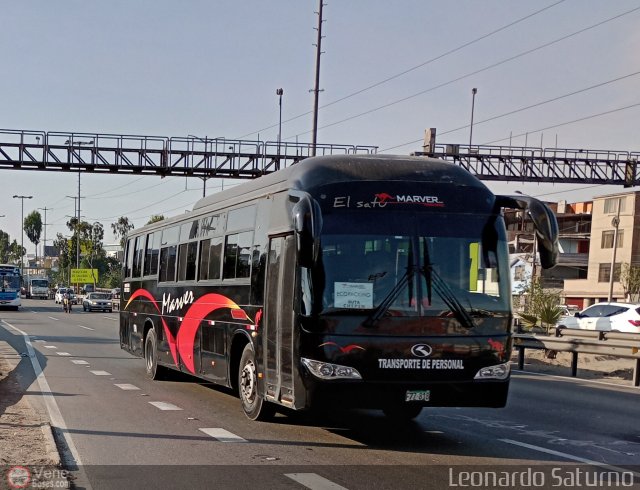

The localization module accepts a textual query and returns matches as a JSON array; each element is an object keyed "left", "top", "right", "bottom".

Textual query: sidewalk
[{"left": 0, "top": 341, "right": 61, "bottom": 467}]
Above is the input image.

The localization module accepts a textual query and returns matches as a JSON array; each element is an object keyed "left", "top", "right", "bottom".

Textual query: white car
[{"left": 556, "top": 302, "right": 640, "bottom": 333}]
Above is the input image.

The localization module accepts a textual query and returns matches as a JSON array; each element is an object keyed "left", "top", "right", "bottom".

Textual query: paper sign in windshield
[{"left": 334, "top": 282, "right": 373, "bottom": 309}]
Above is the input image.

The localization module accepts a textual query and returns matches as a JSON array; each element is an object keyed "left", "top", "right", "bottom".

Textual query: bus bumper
[{"left": 302, "top": 377, "right": 510, "bottom": 410}]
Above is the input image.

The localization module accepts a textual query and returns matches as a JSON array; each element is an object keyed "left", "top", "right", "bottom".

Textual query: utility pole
[
  {"left": 311, "top": 0, "right": 325, "bottom": 157},
  {"left": 38, "top": 207, "right": 51, "bottom": 269},
  {"left": 77, "top": 171, "right": 81, "bottom": 271},
  {"left": 13, "top": 194, "right": 33, "bottom": 277}
]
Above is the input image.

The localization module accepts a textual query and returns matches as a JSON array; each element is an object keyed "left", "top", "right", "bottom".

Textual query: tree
[
  {"left": 620, "top": 263, "right": 640, "bottom": 302},
  {"left": 146, "top": 215, "right": 165, "bottom": 225},
  {"left": 9, "top": 240, "right": 25, "bottom": 265},
  {"left": 111, "top": 217, "right": 134, "bottom": 249},
  {"left": 0, "top": 231, "right": 22, "bottom": 265},
  {"left": 0, "top": 230, "right": 11, "bottom": 263},
  {"left": 518, "top": 278, "right": 563, "bottom": 334},
  {"left": 53, "top": 233, "right": 71, "bottom": 285},
  {"left": 87, "top": 222, "right": 105, "bottom": 285},
  {"left": 24, "top": 211, "right": 43, "bottom": 265}
]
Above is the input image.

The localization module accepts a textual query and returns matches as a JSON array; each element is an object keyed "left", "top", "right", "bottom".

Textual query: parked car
[
  {"left": 111, "top": 287, "right": 121, "bottom": 299},
  {"left": 54, "top": 288, "right": 77, "bottom": 305},
  {"left": 83, "top": 292, "right": 113, "bottom": 312},
  {"left": 556, "top": 302, "right": 640, "bottom": 333}
]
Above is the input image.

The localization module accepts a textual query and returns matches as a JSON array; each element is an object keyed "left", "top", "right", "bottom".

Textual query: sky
[{"left": 2, "top": 0, "right": 640, "bottom": 255}]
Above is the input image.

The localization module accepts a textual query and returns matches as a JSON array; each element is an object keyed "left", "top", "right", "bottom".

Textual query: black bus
[{"left": 120, "top": 154, "right": 558, "bottom": 420}]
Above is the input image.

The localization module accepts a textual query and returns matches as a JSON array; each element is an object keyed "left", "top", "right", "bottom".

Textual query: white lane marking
[
  {"left": 199, "top": 428, "right": 247, "bottom": 443},
  {"left": 56, "top": 352, "right": 71, "bottom": 356},
  {"left": 34, "top": 340, "right": 45, "bottom": 343},
  {"left": 44, "top": 345, "right": 57, "bottom": 349},
  {"left": 114, "top": 384, "right": 140, "bottom": 390},
  {"left": 1, "top": 320, "right": 83, "bottom": 466},
  {"left": 501, "top": 439, "right": 640, "bottom": 478},
  {"left": 89, "top": 370, "right": 112, "bottom": 376},
  {"left": 78, "top": 325, "right": 95, "bottom": 331},
  {"left": 48, "top": 316, "right": 60, "bottom": 321},
  {"left": 149, "top": 401, "right": 183, "bottom": 411},
  {"left": 71, "top": 360, "right": 89, "bottom": 365},
  {"left": 284, "top": 473, "right": 348, "bottom": 490},
  {"left": 103, "top": 316, "right": 117, "bottom": 321}
]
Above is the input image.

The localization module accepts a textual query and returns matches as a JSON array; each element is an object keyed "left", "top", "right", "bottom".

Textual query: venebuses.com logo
[{"left": 6, "top": 466, "right": 31, "bottom": 489}]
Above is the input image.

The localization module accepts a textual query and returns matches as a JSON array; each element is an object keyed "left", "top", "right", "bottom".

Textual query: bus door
[{"left": 263, "top": 235, "right": 297, "bottom": 407}]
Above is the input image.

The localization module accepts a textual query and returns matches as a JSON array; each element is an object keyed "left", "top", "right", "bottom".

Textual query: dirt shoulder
[{"left": 0, "top": 342, "right": 61, "bottom": 470}]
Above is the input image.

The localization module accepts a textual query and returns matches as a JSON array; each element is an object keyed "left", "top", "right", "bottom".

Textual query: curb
[{"left": 41, "top": 422, "right": 62, "bottom": 467}]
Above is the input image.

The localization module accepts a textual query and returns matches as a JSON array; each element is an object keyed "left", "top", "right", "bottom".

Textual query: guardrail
[{"left": 513, "top": 327, "right": 640, "bottom": 387}]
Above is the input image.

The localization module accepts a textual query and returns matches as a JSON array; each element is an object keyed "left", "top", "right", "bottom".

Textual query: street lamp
[
  {"left": 469, "top": 87, "right": 478, "bottom": 148},
  {"left": 13, "top": 195, "right": 33, "bottom": 276},
  {"left": 276, "top": 88, "right": 284, "bottom": 162},
  {"left": 607, "top": 201, "right": 622, "bottom": 302}
]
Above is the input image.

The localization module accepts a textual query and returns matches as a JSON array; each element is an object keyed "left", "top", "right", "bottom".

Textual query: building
[
  {"left": 506, "top": 199, "right": 592, "bottom": 304},
  {"left": 563, "top": 190, "right": 640, "bottom": 308}
]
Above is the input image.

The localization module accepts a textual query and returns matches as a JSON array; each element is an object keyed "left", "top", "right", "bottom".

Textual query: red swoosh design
[
  {"left": 319, "top": 341, "right": 365, "bottom": 353},
  {"left": 124, "top": 289, "right": 178, "bottom": 366},
  {"left": 177, "top": 293, "right": 249, "bottom": 374},
  {"left": 488, "top": 339, "right": 504, "bottom": 352}
]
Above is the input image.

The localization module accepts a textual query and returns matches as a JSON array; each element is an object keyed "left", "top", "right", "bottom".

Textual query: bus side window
[
  {"left": 159, "top": 245, "right": 177, "bottom": 282},
  {"left": 132, "top": 236, "right": 144, "bottom": 278},
  {"left": 198, "top": 237, "right": 223, "bottom": 281},
  {"left": 177, "top": 242, "right": 197, "bottom": 281},
  {"left": 223, "top": 232, "right": 253, "bottom": 279},
  {"left": 143, "top": 232, "right": 160, "bottom": 277},
  {"left": 124, "top": 239, "right": 134, "bottom": 278}
]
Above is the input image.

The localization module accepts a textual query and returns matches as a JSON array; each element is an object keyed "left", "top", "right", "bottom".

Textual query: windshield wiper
[
  {"left": 362, "top": 269, "right": 410, "bottom": 328},
  {"left": 428, "top": 270, "right": 476, "bottom": 330}
]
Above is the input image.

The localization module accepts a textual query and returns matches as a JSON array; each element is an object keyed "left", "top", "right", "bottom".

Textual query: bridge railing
[{"left": 0, "top": 129, "right": 378, "bottom": 178}]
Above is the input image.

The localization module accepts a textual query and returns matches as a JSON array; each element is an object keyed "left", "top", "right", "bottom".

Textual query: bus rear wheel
[
  {"left": 238, "top": 343, "right": 274, "bottom": 421},
  {"left": 144, "top": 328, "right": 165, "bottom": 380}
]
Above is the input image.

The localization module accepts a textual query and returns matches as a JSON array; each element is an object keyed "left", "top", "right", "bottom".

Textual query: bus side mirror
[
  {"left": 292, "top": 194, "right": 323, "bottom": 268},
  {"left": 495, "top": 194, "right": 559, "bottom": 269}
]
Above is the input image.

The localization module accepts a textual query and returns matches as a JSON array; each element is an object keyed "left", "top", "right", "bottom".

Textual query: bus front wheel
[
  {"left": 238, "top": 344, "right": 274, "bottom": 421},
  {"left": 144, "top": 329, "right": 165, "bottom": 380}
]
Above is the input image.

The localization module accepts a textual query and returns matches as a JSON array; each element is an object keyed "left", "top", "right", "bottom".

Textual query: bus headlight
[
  {"left": 474, "top": 362, "right": 510, "bottom": 380},
  {"left": 301, "top": 358, "right": 362, "bottom": 380}
]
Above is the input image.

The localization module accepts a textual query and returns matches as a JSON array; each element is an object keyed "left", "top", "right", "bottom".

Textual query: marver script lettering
[{"left": 162, "top": 290, "right": 195, "bottom": 315}]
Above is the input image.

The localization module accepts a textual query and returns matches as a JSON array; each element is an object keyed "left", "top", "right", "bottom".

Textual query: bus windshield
[
  {"left": 312, "top": 212, "right": 510, "bottom": 322},
  {"left": 1, "top": 274, "right": 21, "bottom": 290}
]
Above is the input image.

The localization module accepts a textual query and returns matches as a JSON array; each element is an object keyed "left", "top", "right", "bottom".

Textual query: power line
[
  {"left": 381, "top": 93, "right": 640, "bottom": 153},
  {"left": 235, "top": 0, "right": 566, "bottom": 140},
  {"left": 483, "top": 101, "right": 640, "bottom": 146},
  {"left": 291, "top": 5, "right": 640, "bottom": 140}
]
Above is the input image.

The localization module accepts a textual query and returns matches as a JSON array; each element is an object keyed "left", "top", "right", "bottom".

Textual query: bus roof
[
  {"left": 192, "top": 154, "right": 488, "bottom": 211},
  {"left": 129, "top": 155, "right": 490, "bottom": 237}
]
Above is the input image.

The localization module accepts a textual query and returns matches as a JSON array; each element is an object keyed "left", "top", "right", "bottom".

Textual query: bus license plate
[{"left": 405, "top": 390, "right": 430, "bottom": 402}]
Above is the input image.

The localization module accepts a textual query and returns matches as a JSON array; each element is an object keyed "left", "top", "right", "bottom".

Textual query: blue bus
[{"left": 0, "top": 264, "right": 22, "bottom": 310}]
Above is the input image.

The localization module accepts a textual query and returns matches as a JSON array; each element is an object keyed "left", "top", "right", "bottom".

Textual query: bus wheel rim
[
  {"left": 145, "top": 338, "right": 154, "bottom": 372},
  {"left": 240, "top": 359, "right": 256, "bottom": 404}
]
